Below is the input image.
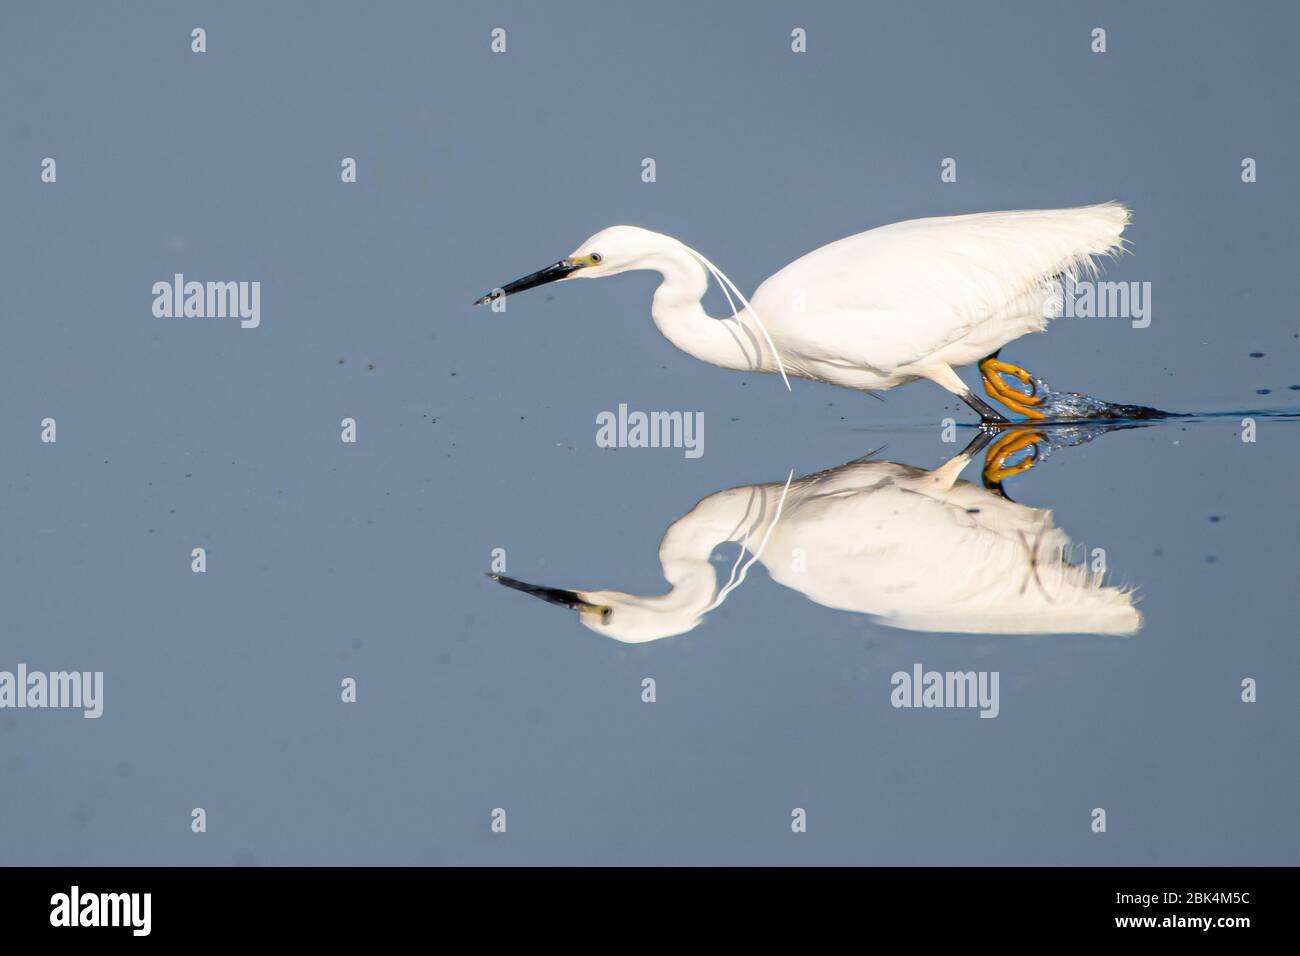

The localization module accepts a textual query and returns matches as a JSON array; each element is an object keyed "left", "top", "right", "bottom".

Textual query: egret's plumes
[{"left": 476, "top": 204, "right": 1137, "bottom": 422}]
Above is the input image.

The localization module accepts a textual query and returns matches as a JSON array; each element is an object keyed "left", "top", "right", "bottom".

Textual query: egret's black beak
[
  {"left": 474, "top": 259, "right": 580, "bottom": 306},
  {"left": 489, "top": 573, "right": 613, "bottom": 622}
]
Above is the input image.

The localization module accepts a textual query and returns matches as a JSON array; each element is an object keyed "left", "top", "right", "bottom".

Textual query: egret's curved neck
[
  {"left": 643, "top": 243, "right": 771, "bottom": 373},
  {"left": 623, "top": 483, "right": 785, "bottom": 618}
]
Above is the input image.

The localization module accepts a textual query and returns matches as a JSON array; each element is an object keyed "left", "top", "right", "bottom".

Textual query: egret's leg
[
  {"left": 983, "top": 373, "right": 1046, "bottom": 420},
  {"left": 982, "top": 429, "right": 1046, "bottom": 486},
  {"left": 919, "top": 364, "right": 1010, "bottom": 425},
  {"left": 979, "top": 355, "right": 1046, "bottom": 421}
]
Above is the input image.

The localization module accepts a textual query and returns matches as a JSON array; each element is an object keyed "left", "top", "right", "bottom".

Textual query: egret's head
[
  {"left": 489, "top": 573, "right": 702, "bottom": 643},
  {"left": 473, "top": 225, "right": 668, "bottom": 305},
  {"left": 567, "top": 225, "right": 668, "bottom": 277}
]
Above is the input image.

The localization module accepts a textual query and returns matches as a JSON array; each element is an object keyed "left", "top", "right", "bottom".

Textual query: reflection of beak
[
  {"left": 474, "top": 259, "right": 581, "bottom": 306},
  {"left": 489, "top": 573, "right": 612, "bottom": 623}
]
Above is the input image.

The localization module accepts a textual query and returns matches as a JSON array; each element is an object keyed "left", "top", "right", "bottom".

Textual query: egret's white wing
[{"left": 750, "top": 204, "right": 1129, "bottom": 371}]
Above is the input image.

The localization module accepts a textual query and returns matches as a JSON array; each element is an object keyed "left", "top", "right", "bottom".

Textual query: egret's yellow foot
[
  {"left": 982, "top": 429, "right": 1045, "bottom": 485},
  {"left": 980, "top": 357, "right": 1046, "bottom": 420}
]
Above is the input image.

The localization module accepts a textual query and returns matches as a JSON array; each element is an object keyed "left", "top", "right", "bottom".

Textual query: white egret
[
  {"left": 475, "top": 203, "right": 1150, "bottom": 423},
  {"left": 491, "top": 432, "right": 1142, "bottom": 642}
]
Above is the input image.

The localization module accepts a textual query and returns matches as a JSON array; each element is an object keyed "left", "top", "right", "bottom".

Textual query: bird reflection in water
[{"left": 492, "top": 427, "right": 1142, "bottom": 642}]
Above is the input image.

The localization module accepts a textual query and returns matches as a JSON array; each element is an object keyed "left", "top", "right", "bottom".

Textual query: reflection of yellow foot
[
  {"left": 983, "top": 429, "right": 1045, "bottom": 485},
  {"left": 980, "top": 357, "right": 1046, "bottom": 420}
]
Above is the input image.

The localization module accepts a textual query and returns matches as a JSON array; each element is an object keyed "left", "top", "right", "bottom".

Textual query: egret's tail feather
[
  {"left": 1053, "top": 201, "right": 1131, "bottom": 281},
  {"left": 943, "top": 202, "right": 1133, "bottom": 325}
]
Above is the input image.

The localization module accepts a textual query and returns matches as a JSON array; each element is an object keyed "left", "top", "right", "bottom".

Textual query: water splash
[
  {"left": 1031, "top": 422, "right": 1127, "bottom": 461},
  {"left": 1020, "top": 373, "right": 1170, "bottom": 422}
]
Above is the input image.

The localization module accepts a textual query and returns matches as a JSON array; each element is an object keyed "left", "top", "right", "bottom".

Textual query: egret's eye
[{"left": 590, "top": 253, "right": 602, "bottom": 263}]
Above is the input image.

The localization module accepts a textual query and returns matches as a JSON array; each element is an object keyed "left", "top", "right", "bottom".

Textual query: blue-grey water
[{"left": 1, "top": 1, "right": 1297, "bottom": 865}]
